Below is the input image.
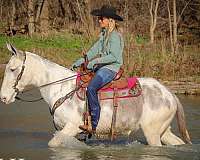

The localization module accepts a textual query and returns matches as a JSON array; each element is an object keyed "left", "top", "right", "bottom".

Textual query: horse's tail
[{"left": 175, "top": 95, "right": 192, "bottom": 144}]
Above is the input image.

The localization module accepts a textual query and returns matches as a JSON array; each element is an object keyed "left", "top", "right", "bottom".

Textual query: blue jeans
[{"left": 86, "top": 68, "right": 116, "bottom": 130}]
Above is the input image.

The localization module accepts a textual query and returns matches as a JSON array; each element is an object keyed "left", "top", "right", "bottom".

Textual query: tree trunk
[
  {"left": 124, "top": 0, "right": 130, "bottom": 68},
  {"left": 35, "top": 0, "right": 44, "bottom": 24},
  {"left": 177, "top": 0, "right": 192, "bottom": 25},
  {"left": 40, "top": 0, "right": 49, "bottom": 33},
  {"left": 9, "top": 0, "right": 16, "bottom": 36},
  {"left": 149, "top": 0, "right": 154, "bottom": 43},
  {"left": 149, "top": 0, "right": 160, "bottom": 44},
  {"left": 76, "top": 0, "right": 88, "bottom": 36},
  {"left": 0, "top": 0, "right": 4, "bottom": 19},
  {"left": 167, "top": 0, "right": 174, "bottom": 54},
  {"left": 85, "top": 0, "right": 94, "bottom": 36},
  {"left": 58, "top": 0, "right": 65, "bottom": 17},
  {"left": 173, "top": 0, "right": 177, "bottom": 54},
  {"left": 28, "top": 0, "right": 35, "bottom": 36}
]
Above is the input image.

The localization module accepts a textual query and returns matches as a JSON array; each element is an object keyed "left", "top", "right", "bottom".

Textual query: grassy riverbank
[
  {"left": 0, "top": 32, "right": 91, "bottom": 81},
  {"left": 0, "top": 32, "right": 200, "bottom": 87},
  {"left": 0, "top": 32, "right": 92, "bottom": 65}
]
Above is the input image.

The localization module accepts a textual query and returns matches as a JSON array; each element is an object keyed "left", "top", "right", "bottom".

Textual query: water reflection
[
  {"left": 48, "top": 148, "right": 172, "bottom": 160},
  {"left": 50, "top": 148, "right": 82, "bottom": 160},
  {"left": 0, "top": 92, "right": 199, "bottom": 160},
  {"left": 48, "top": 143, "right": 200, "bottom": 160}
]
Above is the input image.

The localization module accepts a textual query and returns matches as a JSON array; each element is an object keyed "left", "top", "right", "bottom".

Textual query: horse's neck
[{"left": 26, "top": 52, "right": 77, "bottom": 105}]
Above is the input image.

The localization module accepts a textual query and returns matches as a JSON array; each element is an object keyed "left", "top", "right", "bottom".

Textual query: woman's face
[{"left": 98, "top": 17, "right": 109, "bottom": 28}]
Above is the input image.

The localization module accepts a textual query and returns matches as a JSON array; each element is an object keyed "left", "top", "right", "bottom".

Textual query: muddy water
[{"left": 0, "top": 92, "right": 199, "bottom": 160}]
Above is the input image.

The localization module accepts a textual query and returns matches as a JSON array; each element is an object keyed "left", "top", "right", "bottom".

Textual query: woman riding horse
[{"left": 72, "top": 5, "right": 124, "bottom": 134}]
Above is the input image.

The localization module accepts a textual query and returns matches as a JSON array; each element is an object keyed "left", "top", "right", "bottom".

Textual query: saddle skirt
[{"left": 76, "top": 72, "right": 142, "bottom": 101}]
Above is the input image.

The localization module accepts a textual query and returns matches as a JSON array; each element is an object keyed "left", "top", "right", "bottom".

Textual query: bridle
[
  {"left": 7, "top": 52, "right": 93, "bottom": 130},
  {"left": 13, "top": 52, "right": 26, "bottom": 94}
]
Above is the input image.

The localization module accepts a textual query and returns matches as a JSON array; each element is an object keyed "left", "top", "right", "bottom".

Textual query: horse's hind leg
[
  {"left": 161, "top": 127, "right": 185, "bottom": 145},
  {"left": 141, "top": 123, "right": 162, "bottom": 146},
  {"left": 142, "top": 129, "right": 162, "bottom": 146},
  {"left": 141, "top": 111, "right": 173, "bottom": 146}
]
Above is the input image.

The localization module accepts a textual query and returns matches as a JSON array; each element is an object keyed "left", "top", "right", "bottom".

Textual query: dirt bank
[{"left": 162, "top": 80, "right": 200, "bottom": 95}]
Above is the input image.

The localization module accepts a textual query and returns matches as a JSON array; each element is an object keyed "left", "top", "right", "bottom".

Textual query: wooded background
[
  {"left": 1, "top": 0, "right": 200, "bottom": 47},
  {"left": 0, "top": 0, "right": 200, "bottom": 82}
]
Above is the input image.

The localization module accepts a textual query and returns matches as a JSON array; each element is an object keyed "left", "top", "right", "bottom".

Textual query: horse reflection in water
[
  {"left": 49, "top": 147, "right": 174, "bottom": 160},
  {"left": 0, "top": 44, "right": 191, "bottom": 147}
]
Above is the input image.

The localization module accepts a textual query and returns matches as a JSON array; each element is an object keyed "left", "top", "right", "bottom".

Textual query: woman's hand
[
  {"left": 71, "top": 58, "right": 84, "bottom": 70},
  {"left": 87, "top": 60, "right": 97, "bottom": 70}
]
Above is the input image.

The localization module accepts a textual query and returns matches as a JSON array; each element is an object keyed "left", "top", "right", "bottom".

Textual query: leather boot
[{"left": 79, "top": 124, "right": 96, "bottom": 134}]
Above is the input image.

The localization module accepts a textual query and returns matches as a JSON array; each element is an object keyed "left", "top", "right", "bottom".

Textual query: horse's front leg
[{"left": 48, "top": 121, "right": 86, "bottom": 148}]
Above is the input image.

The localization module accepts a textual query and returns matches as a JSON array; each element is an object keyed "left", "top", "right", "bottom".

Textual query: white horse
[{"left": 0, "top": 44, "right": 191, "bottom": 147}]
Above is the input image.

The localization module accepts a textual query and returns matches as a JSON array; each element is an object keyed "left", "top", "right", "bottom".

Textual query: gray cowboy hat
[{"left": 91, "top": 5, "right": 123, "bottom": 21}]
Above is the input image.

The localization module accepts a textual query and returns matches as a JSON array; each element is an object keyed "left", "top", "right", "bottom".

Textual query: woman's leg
[{"left": 86, "top": 68, "right": 116, "bottom": 130}]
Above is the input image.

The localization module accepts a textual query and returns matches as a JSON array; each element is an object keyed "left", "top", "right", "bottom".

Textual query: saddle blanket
[
  {"left": 76, "top": 76, "right": 142, "bottom": 101},
  {"left": 99, "top": 77, "right": 142, "bottom": 100}
]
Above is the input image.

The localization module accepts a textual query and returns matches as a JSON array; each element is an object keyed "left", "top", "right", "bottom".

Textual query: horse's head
[{"left": 0, "top": 43, "right": 27, "bottom": 104}]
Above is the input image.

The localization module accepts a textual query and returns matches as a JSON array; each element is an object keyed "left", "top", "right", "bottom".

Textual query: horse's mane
[{"left": 26, "top": 51, "right": 70, "bottom": 71}]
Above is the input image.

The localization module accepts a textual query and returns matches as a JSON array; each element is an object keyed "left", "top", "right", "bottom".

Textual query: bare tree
[
  {"left": 10, "top": 0, "right": 16, "bottom": 36},
  {"left": 35, "top": 0, "right": 45, "bottom": 24},
  {"left": 85, "top": 0, "right": 94, "bottom": 34},
  {"left": 75, "top": 0, "right": 93, "bottom": 38},
  {"left": 173, "top": 0, "right": 178, "bottom": 53},
  {"left": 0, "top": 0, "right": 198, "bottom": 41},
  {"left": 177, "top": 0, "right": 192, "bottom": 25},
  {"left": 167, "top": 0, "right": 174, "bottom": 53},
  {"left": 167, "top": 0, "right": 191, "bottom": 54},
  {"left": 0, "top": 0, "right": 4, "bottom": 18},
  {"left": 149, "top": 0, "right": 160, "bottom": 43},
  {"left": 40, "top": 0, "right": 49, "bottom": 33},
  {"left": 28, "top": 0, "right": 35, "bottom": 36},
  {"left": 123, "top": 0, "right": 130, "bottom": 69}
]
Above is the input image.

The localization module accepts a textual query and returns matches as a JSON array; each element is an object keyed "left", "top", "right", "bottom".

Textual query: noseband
[{"left": 13, "top": 52, "right": 26, "bottom": 93}]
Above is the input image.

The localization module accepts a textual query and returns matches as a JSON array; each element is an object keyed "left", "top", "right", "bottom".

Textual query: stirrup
[
  {"left": 79, "top": 124, "right": 89, "bottom": 131},
  {"left": 79, "top": 124, "right": 95, "bottom": 134}
]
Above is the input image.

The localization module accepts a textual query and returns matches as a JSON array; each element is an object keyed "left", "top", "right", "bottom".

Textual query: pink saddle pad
[{"left": 99, "top": 77, "right": 138, "bottom": 92}]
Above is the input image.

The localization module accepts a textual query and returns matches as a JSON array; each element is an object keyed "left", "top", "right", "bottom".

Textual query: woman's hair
[
  {"left": 108, "top": 18, "right": 116, "bottom": 33},
  {"left": 103, "top": 18, "right": 121, "bottom": 52}
]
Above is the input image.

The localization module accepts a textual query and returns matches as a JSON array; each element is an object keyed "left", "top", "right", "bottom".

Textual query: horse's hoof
[
  {"left": 75, "top": 132, "right": 88, "bottom": 142},
  {"left": 48, "top": 133, "right": 63, "bottom": 147},
  {"left": 48, "top": 140, "right": 60, "bottom": 147}
]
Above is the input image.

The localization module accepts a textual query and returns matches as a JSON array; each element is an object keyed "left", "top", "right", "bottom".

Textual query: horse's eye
[{"left": 10, "top": 68, "right": 16, "bottom": 72}]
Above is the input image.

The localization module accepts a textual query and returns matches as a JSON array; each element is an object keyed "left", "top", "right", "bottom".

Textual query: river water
[{"left": 0, "top": 92, "right": 199, "bottom": 160}]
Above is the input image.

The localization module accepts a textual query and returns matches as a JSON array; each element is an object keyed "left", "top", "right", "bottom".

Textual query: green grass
[
  {"left": 0, "top": 33, "right": 200, "bottom": 83},
  {"left": 0, "top": 33, "right": 91, "bottom": 81},
  {"left": 0, "top": 33, "right": 85, "bottom": 49},
  {"left": 135, "top": 35, "right": 149, "bottom": 45},
  {"left": 0, "top": 33, "right": 93, "bottom": 65}
]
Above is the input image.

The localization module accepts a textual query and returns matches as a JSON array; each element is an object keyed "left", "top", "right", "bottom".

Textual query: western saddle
[{"left": 77, "top": 62, "right": 127, "bottom": 141}]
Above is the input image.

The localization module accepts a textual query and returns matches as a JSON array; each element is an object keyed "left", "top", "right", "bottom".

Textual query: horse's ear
[{"left": 6, "top": 43, "right": 18, "bottom": 56}]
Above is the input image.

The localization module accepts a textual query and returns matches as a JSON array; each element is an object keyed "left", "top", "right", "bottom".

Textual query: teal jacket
[{"left": 73, "top": 28, "right": 124, "bottom": 72}]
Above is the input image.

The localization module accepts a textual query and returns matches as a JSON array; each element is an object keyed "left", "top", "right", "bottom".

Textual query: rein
[
  {"left": 16, "top": 72, "right": 91, "bottom": 102},
  {"left": 14, "top": 52, "right": 92, "bottom": 102}
]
